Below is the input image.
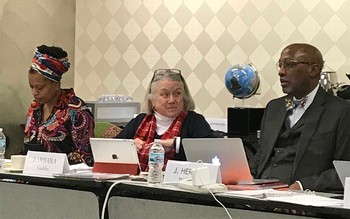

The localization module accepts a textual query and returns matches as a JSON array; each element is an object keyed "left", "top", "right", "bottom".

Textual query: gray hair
[{"left": 143, "top": 70, "right": 195, "bottom": 114}]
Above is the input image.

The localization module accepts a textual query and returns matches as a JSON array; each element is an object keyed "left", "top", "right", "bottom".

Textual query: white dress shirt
[{"left": 289, "top": 85, "right": 319, "bottom": 127}]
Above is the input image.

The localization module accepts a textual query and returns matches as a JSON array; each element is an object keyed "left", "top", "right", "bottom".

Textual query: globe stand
[
  {"left": 240, "top": 98, "right": 245, "bottom": 107},
  {"left": 232, "top": 96, "right": 248, "bottom": 108}
]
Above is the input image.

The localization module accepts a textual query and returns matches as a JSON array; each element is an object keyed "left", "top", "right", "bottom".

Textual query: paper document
[
  {"left": 53, "top": 172, "right": 130, "bottom": 181},
  {"left": 223, "top": 189, "right": 294, "bottom": 199},
  {"left": 266, "top": 194, "right": 343, "bottom": 207},
  {"left": 222, "top": 189, "right": 343, "bottom": 207},
  {"left": 69, "top": 163, "right": 93, "bottom": 172}
]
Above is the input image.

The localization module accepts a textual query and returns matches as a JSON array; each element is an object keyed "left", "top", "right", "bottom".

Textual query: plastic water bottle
[
  {"left": 147, "top": 142, "right": 165, "bottom": 184},
  {"left": 0, "top": 128, "right": 6, "bottom": 171}
]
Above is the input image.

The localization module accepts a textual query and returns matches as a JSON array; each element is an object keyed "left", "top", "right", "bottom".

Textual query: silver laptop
[
  {"left": 333, "top": 160, "right": 350, "bottom": 187},
  {"left": 90, "top": 138, "right": 139, "bottom": 164},
  {"left": 182, "top": 138, "right": 254, "bottom": 185}
]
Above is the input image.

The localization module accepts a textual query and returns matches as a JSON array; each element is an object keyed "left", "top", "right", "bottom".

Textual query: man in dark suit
[{"left": 250, "top": 43, "right": 350, "bottom": 192}]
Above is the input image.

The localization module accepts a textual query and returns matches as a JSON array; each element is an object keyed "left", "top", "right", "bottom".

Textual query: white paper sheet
[
  {"left": 222, "top": 189, "right": 343, "bottom": 207},
  {"left": 266, "top": 194, "right": 343, "bottom": 207}
]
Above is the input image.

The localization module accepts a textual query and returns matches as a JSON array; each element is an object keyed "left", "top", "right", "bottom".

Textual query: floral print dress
[{"left": 24, "top": 88, "right": 95, "bottom": 166}]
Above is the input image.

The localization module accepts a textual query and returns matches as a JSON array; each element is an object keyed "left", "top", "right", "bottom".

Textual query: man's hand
[{"left": 289, "top": 182, "right": 302, "bottom": 190}]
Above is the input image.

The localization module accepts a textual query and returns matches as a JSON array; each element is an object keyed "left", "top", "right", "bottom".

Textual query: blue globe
[{"left": 225, "top": 63, "right": 260, "bottom": 99}]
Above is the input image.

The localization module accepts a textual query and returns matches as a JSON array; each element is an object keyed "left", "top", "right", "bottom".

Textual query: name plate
[
  {"left": 163, "top": 160, "right": 221, "bottom": 184},
  {"left": 23, "top": 151, "right": 70, "bottom": 176},
  {"left": 344, "top": 177, "right": 350, "bottom": 208}
]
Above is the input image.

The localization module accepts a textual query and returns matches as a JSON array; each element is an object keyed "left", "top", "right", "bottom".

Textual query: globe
[{"left": 225, "top": 63, "right": 260, "bottom": 99}]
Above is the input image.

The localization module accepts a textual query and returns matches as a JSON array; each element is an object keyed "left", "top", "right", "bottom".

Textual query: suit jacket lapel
[
  {"left": 292, "top": 88, "right": 326, "bottom": 174},
  {"left": 259, "top": 98, "right": 287, "bottom": 174}
]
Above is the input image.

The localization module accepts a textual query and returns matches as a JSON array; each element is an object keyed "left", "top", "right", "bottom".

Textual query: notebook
[
  {"left": 182, "top": 138, "right": 283, "bottom": 187},
  {"left": 333, "top": 160, "right": 350, "bottom": 187},
  {"left": 90, "top": 138, "right": 140, "bottom": 174}
]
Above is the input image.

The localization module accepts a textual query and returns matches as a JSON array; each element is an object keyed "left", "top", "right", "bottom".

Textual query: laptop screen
[
  {"left": 182, "top": 138, "right": 253, "bottom": 185},
  {"left": 333, "top": 160, "right": 350, "bottom": 187}
]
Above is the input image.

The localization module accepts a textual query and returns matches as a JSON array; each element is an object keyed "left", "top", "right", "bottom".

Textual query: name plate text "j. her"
[
  {"left": 23, "top": 151, "right": 70, "bottom": 176},
  {"left": 163, "top": 160, "right": 221, "bottom": 184}
]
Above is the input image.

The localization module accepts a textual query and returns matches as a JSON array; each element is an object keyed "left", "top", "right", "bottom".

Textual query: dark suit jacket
[{"left": 251, "top": 87, "right": 350, "bottom": 192}]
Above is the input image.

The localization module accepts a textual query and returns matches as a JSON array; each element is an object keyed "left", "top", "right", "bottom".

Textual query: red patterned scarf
[{"left": 134, "top": 111, "right": 187, "bottom": 171}]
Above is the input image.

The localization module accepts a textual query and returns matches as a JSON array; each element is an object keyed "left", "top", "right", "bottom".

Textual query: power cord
[
  {"left": 101, "top": 180, "right": 150, "bottom": 219},
  {"left": 202, "top": 184, "right": 233, "bottom": 219},
  {"left": 194, "top": 160, "right": 233, "bottom": 219},
  {"left": 102, "top": 161, "right": 233, "bottom": 219},
  {"left": 101, "top": 181, "right": 122, "bottom": 219}
]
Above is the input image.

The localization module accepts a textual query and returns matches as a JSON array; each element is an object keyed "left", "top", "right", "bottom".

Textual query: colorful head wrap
[{"left": 31, "top": 48, "right": 71, "bottom": 82}]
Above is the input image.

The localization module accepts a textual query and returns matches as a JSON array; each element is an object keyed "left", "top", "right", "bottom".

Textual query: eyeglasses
[
  {"left": 151, "top": 69, "right": 181, "bottom": 82},
  {"left": 149, "top": 69, "right": 182, "bottom": 93},
  {"left": 154, "top": 69, "right": 181, "bottom": 75},
  {"left": 276, "top": 60, "right": 315, "bottom": 71}
]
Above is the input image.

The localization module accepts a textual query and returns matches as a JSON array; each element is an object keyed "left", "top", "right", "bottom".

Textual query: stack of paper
[{"left": 222, "top": 189, "right": 343, "bottom": 207}]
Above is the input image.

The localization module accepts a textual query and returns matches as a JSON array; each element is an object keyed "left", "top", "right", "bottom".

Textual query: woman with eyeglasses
[
  {"left": 117, "top": 69, "right": 215, "bottom": 171},
  {"left": 24, "top": 45, "right": 95, "bottom": 166}
]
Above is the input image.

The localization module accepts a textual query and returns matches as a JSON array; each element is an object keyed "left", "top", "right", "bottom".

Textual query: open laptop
[
  {"left": 90, "top": 138, "right": 140, "bottom": 174},
  {"left": 182, "top": 138, "right": 280, "bottom": 186},
  {"left": 333, "top": 160, "right": 350, "bottom": 188}
]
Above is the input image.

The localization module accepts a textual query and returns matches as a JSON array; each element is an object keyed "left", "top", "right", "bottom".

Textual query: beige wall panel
[
  {"left": 0, "top": 0, "right": 75, "bottom": 157},
  {"left": 75, "top": 0, "right": 350, "bottom": 119}
]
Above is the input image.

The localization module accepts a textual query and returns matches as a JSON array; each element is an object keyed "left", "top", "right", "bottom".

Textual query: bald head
[
  {"left": 283, "top": 43, "right": 324, "bottom": 73},
  {"left": 278, "top": 43, "right": 324, "bottom": 98}
]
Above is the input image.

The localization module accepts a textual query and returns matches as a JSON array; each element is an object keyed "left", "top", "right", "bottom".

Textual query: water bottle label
[
  {"left": 0, "top": 140, "right": 5, "bottom": 149},
  {"left": 149, "top": 152, "right": 164, "bottom": 164}
]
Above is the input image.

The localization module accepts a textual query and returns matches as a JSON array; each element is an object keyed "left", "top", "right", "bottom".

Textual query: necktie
[
  {"left": 285, "top": 96, "right": 308, "bottom": 127},
  {"left": 285, "top": 96, "right": 308, "bottom": 111}
]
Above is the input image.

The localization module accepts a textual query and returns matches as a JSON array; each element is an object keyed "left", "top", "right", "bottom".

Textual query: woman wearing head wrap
[
  {"left": 116, "top": 69, "right": 216, "bottom": 171},
  {"left": 24, "top": 45, "right": 95, "bottom": 166}
]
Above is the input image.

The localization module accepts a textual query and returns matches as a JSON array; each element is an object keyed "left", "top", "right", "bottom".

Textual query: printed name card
[
  {"left": 344, "top": 177, "right": 350, "bottom": 208},
  {"left": 23, "top": 151, "right": 70, "bottom": 176},
  {"left": 163, "top": 160, "right": 221, "bottom": 184}
]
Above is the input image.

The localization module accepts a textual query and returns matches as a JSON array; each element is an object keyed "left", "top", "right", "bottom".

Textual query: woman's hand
[
  {"left": 134, "top": 138, "right": 147, "bottom": 152},
  {"left": 134, "top": 138, "right": 175, "bottom": 153},
  {"left": 156, "top": 138, "right": 175, "bottom": 153}
]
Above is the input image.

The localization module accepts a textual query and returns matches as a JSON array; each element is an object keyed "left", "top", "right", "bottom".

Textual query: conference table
[
  {"left": 0, "top": 171, "right": 350, "bottom": 219},
  {"left": 0, "top": 171, "right": 104, "bottom": 218}
]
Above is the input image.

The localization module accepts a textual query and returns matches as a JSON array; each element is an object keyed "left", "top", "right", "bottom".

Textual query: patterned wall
[
  {"left": 0, "top": 0, "right": 75, "bottom": 156},
  {"left": 75, "top": 0, "right": 350, "bottom": 119}
]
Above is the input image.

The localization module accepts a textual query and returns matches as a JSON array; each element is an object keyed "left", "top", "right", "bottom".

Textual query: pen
[
  {"left": 262, "top": 190, "right": 315, "bottom": 199},
  {"left": 262, "top": 191, "right": 294, "bottom": 199}
]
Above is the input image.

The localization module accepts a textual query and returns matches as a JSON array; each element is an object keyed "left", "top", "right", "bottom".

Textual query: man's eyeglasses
[{"left": 276, "top": 60, "right": 315, "bottom": 71}]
